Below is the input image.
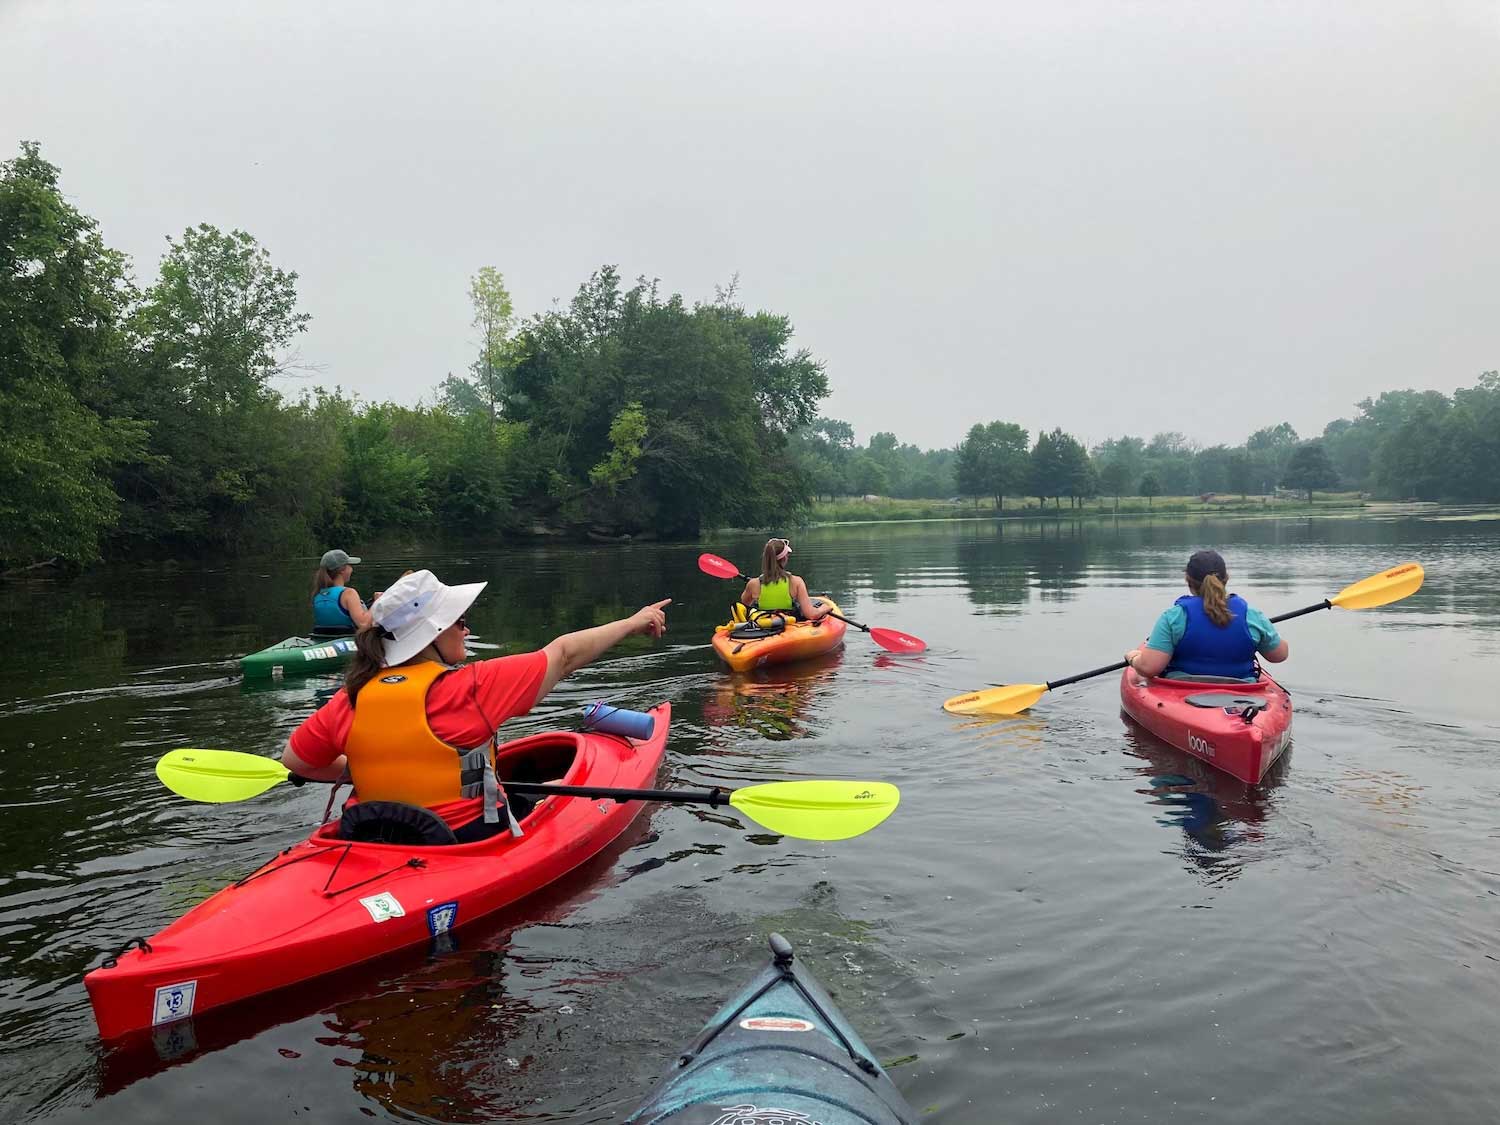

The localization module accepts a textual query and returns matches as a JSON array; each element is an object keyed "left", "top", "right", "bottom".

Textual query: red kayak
[
  {"left": 1119, "top": 670, "right": 1291, "bottom": 784},
  {"left": 86, "top": 702, "right": 670, "bottom": 1040}
]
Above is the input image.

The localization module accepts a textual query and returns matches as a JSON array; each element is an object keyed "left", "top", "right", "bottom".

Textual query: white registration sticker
[
  {"left": 152, "top": 980, "right": 198, "bottom": 1025},
  {"left": 359, "top": 892, "right": 406, "bottom": 923}
]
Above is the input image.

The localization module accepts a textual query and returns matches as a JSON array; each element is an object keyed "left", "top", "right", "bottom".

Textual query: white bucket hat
[{"left": 370, "top": 569, "right": 487, "bottom": 666}]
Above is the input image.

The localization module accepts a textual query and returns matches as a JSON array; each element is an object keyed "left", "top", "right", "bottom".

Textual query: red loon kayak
[
  {"left": 85, "top": 702, "right": 670, "bottom": 1040},
  {"left": 1119, "top": 670, "right": 1291, "bottom": 784}
]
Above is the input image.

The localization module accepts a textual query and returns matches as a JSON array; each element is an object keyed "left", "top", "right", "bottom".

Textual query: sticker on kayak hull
[
  {"left": 427, "top": 901, "right": 458, "bottom": 936},
  {"left": 708, "top": 1106, "right": 821, "bottom": 1124},
  {"left": 739, "top": 1016, "right": 815, "bottom": 1032},
  {"left": 152, "top": 980, "right": 197, "bottom": 1025},
  {"left": 359, "top": 892, "right": 406, "bottom": 923}
]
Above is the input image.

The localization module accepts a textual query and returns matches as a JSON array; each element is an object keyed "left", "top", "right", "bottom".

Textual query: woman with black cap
[{"left": 1125, "top": 549, "right": 1289, "bottom": 681}]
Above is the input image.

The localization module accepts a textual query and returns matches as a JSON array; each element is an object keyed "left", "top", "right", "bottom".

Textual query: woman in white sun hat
[{"left": 281, "top": 569, "right": 670, "bottom": 842}]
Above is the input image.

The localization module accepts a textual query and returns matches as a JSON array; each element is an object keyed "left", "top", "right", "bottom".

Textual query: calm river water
[{"left": 1, "top": 511, "right": 1497, "bottom": 1123}]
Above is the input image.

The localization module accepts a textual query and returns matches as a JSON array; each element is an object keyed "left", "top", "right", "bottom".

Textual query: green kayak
[{"left": 239, "top": 634, "right": 357, "bottom": 680}]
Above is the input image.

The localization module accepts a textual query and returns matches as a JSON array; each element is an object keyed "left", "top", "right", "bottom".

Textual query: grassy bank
[{"left": 808, "top": 493, "right": 1368, "bottom": 524}]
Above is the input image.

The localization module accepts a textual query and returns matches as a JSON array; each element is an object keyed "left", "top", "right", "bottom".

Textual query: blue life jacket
[
  {"left": 1168, "top": 593, "right": 1256, "bottom": 679},
  {"left": 312, "top": 586, "right": 357, "bottom": 632}
]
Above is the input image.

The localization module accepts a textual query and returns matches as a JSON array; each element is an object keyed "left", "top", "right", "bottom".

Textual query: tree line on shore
[
  {"left": 1, "top": 144, "right": 826, "bottom": 569},
  {"left": 3, "top": 142, "right": 1496, "bottom": 571},
  {"left": 790, "top": 370, "right": 1498, "bottom": 511}
]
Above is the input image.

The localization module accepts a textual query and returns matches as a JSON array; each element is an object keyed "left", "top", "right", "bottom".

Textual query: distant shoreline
[{"left": 801, "top": 494, "right": 1384, "bottom": 528}]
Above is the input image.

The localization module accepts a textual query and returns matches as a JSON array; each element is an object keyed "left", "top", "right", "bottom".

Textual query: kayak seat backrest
[
  {"left": 1183, "top": 693, "right": 1270, "bottom": 712},
  {"left": 310, "top": 625, "right": 357, "bottom": 638},
  {"left": 339, "top": 801, "right": 458, "bottom": 846},
  {"left": 730, "top": 611, "right": 788, "bottom": 640}
]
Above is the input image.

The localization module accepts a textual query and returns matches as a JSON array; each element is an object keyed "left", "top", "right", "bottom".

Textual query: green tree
[
  {"left": 1192, "top": 445, "right": 1236, "bottom": 495},
  {"left": 788, "top": 417, "right": 855, "bottom": 500},
  {"left": 1029, "top": 428, "right": 1070, "bottom": 509},
  {"left": 589, "top": 402, "right": 648, "bottom": 493},
  {"left": 1146, "top": 431, "right": 1197, "bottom": 494},
  {"left": 1057, "top": 432, "right": 1095, "bottom": 508},
  {"left": 1139, "top": 471, "right": 1161, "bottom": 507},
  {"left": 1446, "top": 372, "right": 1500, "bottom": 501},
  {"left": 127, "top": 224, "right": 318, "bottom": 551},
  {"left": 1245, "top": 422, "right": 1300, "bottom": 494},
  {"left": 505, "top": 267, "right": 829, "bottom": 535},
  {"left": 1374, "top": 403, "right": 1449, "bottom": 500},
  {"left": 1097, "top": 457, "right": 1133, "bottom": 510},
  {"left": 1280, "top": 440, "right": 1340, "bottom": 501},
  {"left": 956, "top": 421, "right": 1029, "bottom": 508},
  {"left": 847, "top": 452, "right": 889, "bottom": 496},
  {"left": 336, "top": 405, "right": 432, "bottom": 531},
  {"left": 441, "top": 267, "right": 516, "bottom": 424},
  {"left": 1092, "top": 436, "right": 1146, "bottom": 505},
  {"left": 138, "top": 224, "right": 309, "bottom": 410},
  {"left": 0, "top": 143, "right": 145, "bottom": 566}
]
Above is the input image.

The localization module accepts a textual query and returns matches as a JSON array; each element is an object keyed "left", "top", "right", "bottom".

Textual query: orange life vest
[{"left": 344, "top": 661, "right": 499, "bottom": 818}]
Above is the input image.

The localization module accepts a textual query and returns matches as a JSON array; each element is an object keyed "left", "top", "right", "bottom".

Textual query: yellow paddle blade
[
  {"left": 941, "top": 682, "right": 1049, "bottom": 716},
  {"left": 1330, "top": 562, "right": 1425, "bottom": 611},
  {"left": 729, "top": 780, "right": 900, "bottom": 841},
  {"left": 156, "top": 748, "right": 291, "bottom": 803}
]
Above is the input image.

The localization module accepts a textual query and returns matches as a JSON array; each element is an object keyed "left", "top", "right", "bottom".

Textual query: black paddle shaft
[
  {"left": 504, "top": 782, "right": 733, "bottom": 806},
  {"left": 287, "top": 773, "right": 734, "bottom": 808},
  {"left": 1269, "top": 599, "right": 1333, "bottom": 625},
  {"left": 1044, "top": 600, "right": 1332, "bottom": 691}
]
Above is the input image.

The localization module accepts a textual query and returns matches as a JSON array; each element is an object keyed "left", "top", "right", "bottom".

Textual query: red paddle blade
[
  {"left": 698, "top": 553, "right": 743, "bottom": 579},
  {"left": 869, "top": 627, "right": 927, "bottom": 654}
]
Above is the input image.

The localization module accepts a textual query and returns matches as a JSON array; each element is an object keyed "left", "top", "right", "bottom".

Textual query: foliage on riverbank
[
  {"left": 3, "top": 140, "right": 1495, "bottom": 572},
  {"left": 0, "top": 144, "right": 826, "bottom": 568},
  {"left": 810, "top": 493, "right": 1367, "bottom": 525}
]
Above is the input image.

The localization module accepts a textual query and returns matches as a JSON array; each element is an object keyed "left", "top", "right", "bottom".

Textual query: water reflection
[
  {"left": 94, "top": 818, "right": 657, "bottom": 1101},
  {"left": 700, "top": 650, "right": 843, "bottom": 741},
  {"left": 1119, "top": 721, "right": 1288, "bottom": 886},
  {"left": 2, "top": 512, "right": 1497, "bottom": 1124}
]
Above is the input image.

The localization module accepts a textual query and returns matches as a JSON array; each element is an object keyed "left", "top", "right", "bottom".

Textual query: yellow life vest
[
  {"left": 344, "top": 661, "right": 500, "bottom": 821},
  {"left": 757, "top": 577, "right": 794, "bottom": 612}
]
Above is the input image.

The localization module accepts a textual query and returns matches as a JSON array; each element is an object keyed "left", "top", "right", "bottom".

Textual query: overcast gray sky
[{"left": 3, "top": 0, "right": 1496, "bottom": 450}]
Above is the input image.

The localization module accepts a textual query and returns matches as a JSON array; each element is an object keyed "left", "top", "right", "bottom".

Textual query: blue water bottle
[{"left": 581, "top": 701, "right": 656, "bottom": 740}]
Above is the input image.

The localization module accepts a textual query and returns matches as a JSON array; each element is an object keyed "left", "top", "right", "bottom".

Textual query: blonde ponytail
[{"left": 1198, "top": 573, "right": 1232, "bottom": 626}]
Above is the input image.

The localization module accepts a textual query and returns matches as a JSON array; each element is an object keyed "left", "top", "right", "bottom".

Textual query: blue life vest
[
  {"left": 1168, "top": 593, "right": 1256, "bottom": 679},
  {"left": 312, "top": 586, "right": 357, "bottom": 632}
]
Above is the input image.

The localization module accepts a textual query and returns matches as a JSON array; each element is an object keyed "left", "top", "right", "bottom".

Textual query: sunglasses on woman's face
[{"left": 452, "top": 616, "right": 467, "bottom": 632}]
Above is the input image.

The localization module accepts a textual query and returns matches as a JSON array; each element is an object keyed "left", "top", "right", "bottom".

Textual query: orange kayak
[{"left": 711, "top": 599, "right": 847, "bottom": 672}]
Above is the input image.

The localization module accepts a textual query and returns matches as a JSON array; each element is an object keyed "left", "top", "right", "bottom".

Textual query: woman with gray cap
[
  {"left": 281, "top": 569, "right": 670, "bottom": 842},
  {"left": 311, "top": 549, "right": 372, "bottom": 634},
  {"left": 1125, "top": 549, "right": 1290, "bottom": 681}
]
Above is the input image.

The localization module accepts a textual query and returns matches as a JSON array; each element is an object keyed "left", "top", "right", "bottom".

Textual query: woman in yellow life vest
[
  {"left": 281, "top": 569, "right": 670, "bottom": 842},
  {"left": 738, "top": 538, "right": 831, "bottom": 621}
]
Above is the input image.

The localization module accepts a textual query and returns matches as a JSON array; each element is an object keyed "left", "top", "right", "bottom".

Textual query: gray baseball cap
[{"left": 320, "top": 549, "right": 362, "bottom": 569}]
